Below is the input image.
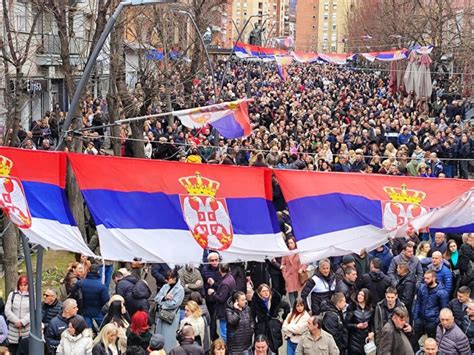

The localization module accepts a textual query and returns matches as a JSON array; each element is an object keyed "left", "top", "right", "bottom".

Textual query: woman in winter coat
[
  {"left": 126, "top": 310, "right": 152, "bottom": 352},
  {"left": 189, "top": 292, "right": 210, "bottom": 353},
  {"left": 281, "top": 297, "right": 310, "bottom": 355},
  {"left": 92, "top": 323, "right": 121, "bottom": 355},
  {"left": 100, "top": 300, "right": 129, "bottom": 353},
  {"left": 4, "top": 276, "right": 30, "bottom": 354},
  {"left": 346, "top": 288, "right": 374, "bottom": 355},
  {"left": 301, "top": 258, "right": 336, "bottom": 315},
  {"left": 154, "top": 269, "right": 185, "bottom": 353},
  {"left": 225, "top": 291, "right": 254, "bottom": 354},
  {"left": 281, "top": 237, "right": 307, "bottom": 306},
  {"left": 179, "top": 300, "right": 206, "bottom": 347},
  {"left": 57, "top": 315, "right": 93, "bottom": 355},
  {"left": 251, "top": 283, "right": 290, "bottom": 354}
]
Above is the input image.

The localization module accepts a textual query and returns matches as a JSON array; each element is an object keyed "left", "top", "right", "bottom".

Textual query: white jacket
[
  {"left": 282, "top": 311, "right": 311, "bottom": 344},
  {"left": 56, "top": 328, "right": 93, "bottom": 355},
  {"left": 4, "top": 291, "right": 30, "bottom": 344}
]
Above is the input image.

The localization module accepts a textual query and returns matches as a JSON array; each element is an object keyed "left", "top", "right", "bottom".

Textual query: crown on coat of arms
[
  {"left": 0, "top": 155, "right": 13, "bottom": 177},
  {"left": 383, "top": 184, "right": 426, "bottom": 205},
  {"left": 179, "top": 172, "right": 220, "bottom": 197}
]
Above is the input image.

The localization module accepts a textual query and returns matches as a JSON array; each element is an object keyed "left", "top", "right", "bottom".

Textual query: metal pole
[
  {"left": 174, "top": 10, "right": 217, "bottom": 100},
  {"left": 35, "top": 246, "right": 44, "bottom": 333},
  {"left": 55, "top": 0, "right": 132, "bottom": 151},
  {"left": 21, "top": 233, "right": 43, "bottom": 355}
]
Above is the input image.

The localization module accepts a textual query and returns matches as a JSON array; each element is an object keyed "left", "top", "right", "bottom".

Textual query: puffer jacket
[
  {"left": 225, "top": 297, "right": 254, "bottom": 353},
  {"left": 56, "top": 328, "right": 93, "bottom": 355},
  {"left": 42, "top": 299, "right": 63, "bottom": 327},
  {"left": 347, "top": 303, "right": 374, "bottom": 354},
  {"left": 320, "top": 299, "right": 348, "bottom": 354},
  {"left": 463, "top": 315, "right": 474, "bottom": 351},
  {"left": 428, "top": 262, "right": 453, "bottom": 296},
  {"left": 436, "top": 323, "right": 471, "bottom": 355},
  {"left": 449, "top": 298, "right": 468, "bottom": 328},
  {"left": 301, "top": 269, "right": 336, "bottom": 315},
  {"left": 412, "top": 283, "right": 449, "bottom": 323},
  {"left": 4, "top": 291, "right": 30, "bottom": 344},
  {"left": 45, "top": 314, "right": 70, "bottom": 352},
  {"left": 358, "top": 270, "right": 392, "bottom": 304}
]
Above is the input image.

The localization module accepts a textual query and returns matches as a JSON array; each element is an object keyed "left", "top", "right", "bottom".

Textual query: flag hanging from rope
[
  {"left": 173, "top": 99, "right": 253, "bottom": 139},
  {"left": 0, "top": 148, "right": 94, "bottom": 255},
  {"left": 68, "top": 154, "right": 288, "bottom": 263},
  {"left": 274, "top": 170, "right": 474, "bottom": 262}
]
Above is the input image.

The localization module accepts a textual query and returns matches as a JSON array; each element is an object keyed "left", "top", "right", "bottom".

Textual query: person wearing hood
[
  {"left": 56, "top": 315, "right": 92, "bottom": 355},
  {"left": 301, "top": 259, "right": 336, "bottom": 315},
  {"left": 321, "top": 292, "right": 348, "bottom": 354},
  {"left": 225, "top": 291, "right": 254, "bottom": 355},
  {"left": 412, "top": 270, "right": 449, "bottom": 351},
  {"left": 358, "top": 258, "right": 392, "bottom": 304},
  {"left": 369, "top": 244, "right": 393, "bottom": 273},
  {"left": 393, "top": 262, "right": 417, "bottom": 314}
]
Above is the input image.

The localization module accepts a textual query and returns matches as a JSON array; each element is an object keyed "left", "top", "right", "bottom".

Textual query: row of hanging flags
[
  {"left": 2, "top": 147, "right": 473, "bottom": 264},
  {"left": 234, "top": 41, "right": 433, "bottom": 65}
]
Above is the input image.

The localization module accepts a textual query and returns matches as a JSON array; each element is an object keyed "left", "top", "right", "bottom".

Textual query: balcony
[{"left": 36, "top": 34, "right": 82, "bottom": 66}]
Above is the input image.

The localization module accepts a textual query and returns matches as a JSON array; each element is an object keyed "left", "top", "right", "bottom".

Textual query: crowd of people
[
  {"left": 13, "top": 60, "right": 473, "bottom": 180},
  {"left": 1, "top": 231, "right": 474, "bottom": 354},
  {"left": 1, "top": 57, "right": 474, "bottom": 355}
]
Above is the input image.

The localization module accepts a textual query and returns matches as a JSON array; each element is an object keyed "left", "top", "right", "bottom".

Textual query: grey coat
[
  {"left": 436, "top": 323, "right": 471, "bottom": 355},
  {"left": 154, "top": 282, "right": 185, "bottom": 353},
  {"left": 4, "top": 291, "right": 30, "bottom": 344}
]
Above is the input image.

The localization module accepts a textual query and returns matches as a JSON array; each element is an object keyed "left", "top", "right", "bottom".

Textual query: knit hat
[{"left": 149, "top": 334, "right": 165, "bottom": 350}]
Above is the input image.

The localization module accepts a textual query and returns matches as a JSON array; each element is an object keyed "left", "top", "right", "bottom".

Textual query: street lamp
[
  {"left": 171, "top": 9, "right": 218, "bottom": 99},
  {"left": 56, "top": 0, "right": 177, "bottom": 150}
]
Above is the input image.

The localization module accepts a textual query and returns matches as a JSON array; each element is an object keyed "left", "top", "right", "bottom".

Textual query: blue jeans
[
  {"left": 219, "top": 319, "right": 227, "bottom": 342},
  {"left": 287, "top": 340, "right": 298, "bottom": 355},
  {"left": 100, "top": 264, "right": 113, "bottom": 292}
]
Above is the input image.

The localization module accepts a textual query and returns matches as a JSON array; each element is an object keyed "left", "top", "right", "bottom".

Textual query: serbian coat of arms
[
  {"left": 382, "top": 184, "right": 429, "bottom": 231},
  {"left": 179, "top": 172, "right": 233, "bottom": 251},
  {"left": 0, "top": 155, "right": 32, "bottom": 228}
]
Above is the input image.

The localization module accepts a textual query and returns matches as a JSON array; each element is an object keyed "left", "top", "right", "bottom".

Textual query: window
[
  {"left": 323, "top": 23, "right": 328, "bottom": 30},
  {"left": 331, "top": 45, "right": 337, "bottom": 51},
  {"left": 331, "top": 33, "right": 337, "bottom": 41},
  {"left": 332, "top": 23, "right": 337, "bottom": 30},
  {"left": 14, "top": 3, "right": 28, "bottom": 32},
  {"left": 324, "top": 13, "right": 329, "bottom": 20}
]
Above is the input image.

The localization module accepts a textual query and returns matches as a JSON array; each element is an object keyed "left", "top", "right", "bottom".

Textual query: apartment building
[{"left": 295, "top": 0, "right": 350, "bottom": 53}]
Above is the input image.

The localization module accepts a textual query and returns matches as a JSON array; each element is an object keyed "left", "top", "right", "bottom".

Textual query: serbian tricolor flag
[
  {"left": 174, "top": 99, "right": 252, "bottom": 139},
  {"left": 274, "top": 170, "right": 474, "bottom": 262},
  {"left": 0, "top": 148, "right": 93, "bottom": 255},
  {"left": 68, "top": 154, "right": 288, "bottom": 263},
  {"left": 275, "top": 55, "right": 293, "bottom": 81}
]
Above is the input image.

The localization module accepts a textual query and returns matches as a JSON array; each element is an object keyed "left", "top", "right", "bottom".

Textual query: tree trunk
[
  {"left": 2, "top": 221, "right": 18, "bottom": 295},
  {"left": 106, "top": 81, "right": 122, "bottom": 156}
]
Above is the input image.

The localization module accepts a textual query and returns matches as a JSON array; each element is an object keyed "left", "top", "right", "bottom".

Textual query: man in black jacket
[
  {"left": 458, "top": 234, "right": 474, "bottom": 297},
  {"left": 45, "top": 299, "right": 79, "bottom": 354},
  {"left": 358, "top": 258, "right": 392, "bottom": 304},
  {"left": 321, "top": 292, "right": 348, "bottom": 354},
  {"left": 335, "top": 267, "right": 357, "bottom": 306},
  {"left": 41, "top": 288, "right": 62, "bottom": 329},
  {"left": 393, "top": 262, "right": 417, "bottom": 313},
  {"left": 169, "top": 325, "right": 204, "bottom": 355},
  {"left": 448, "top": 286, "right": 471, "bottom": 328}
]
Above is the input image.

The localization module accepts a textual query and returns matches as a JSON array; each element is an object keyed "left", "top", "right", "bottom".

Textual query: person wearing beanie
[{"left": 335, "top": 254, "right": 356, "bottom": 282}]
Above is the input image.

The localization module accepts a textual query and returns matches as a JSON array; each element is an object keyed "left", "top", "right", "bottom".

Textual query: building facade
[{"left": 295, "top": 0, "right": 350, "bottom": 53}]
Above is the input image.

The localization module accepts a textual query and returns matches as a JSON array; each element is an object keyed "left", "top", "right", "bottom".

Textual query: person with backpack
[{"left": 4, "top": 276, "right": 30, "bottom": 355}]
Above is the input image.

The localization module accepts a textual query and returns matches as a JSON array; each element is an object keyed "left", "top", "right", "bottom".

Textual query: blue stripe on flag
[
  {"left": 82, "top": 190, "right": 280, "bottom": 234},
  {"left": 288, "top": 193, "right": 383, "bottom": 240}
]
